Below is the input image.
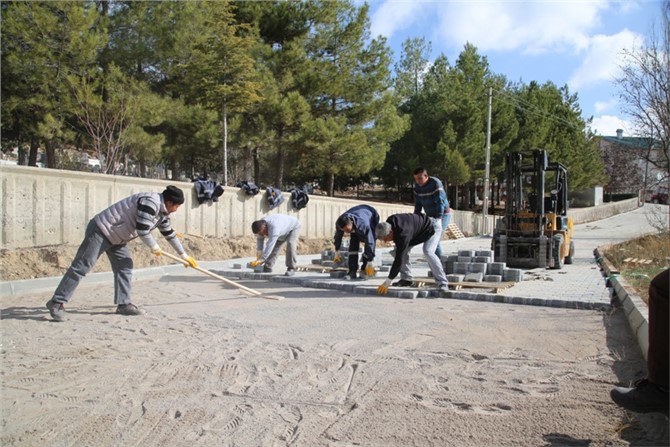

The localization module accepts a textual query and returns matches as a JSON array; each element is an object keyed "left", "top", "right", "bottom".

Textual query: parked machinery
[{"left": 492, "top": 149, "right": 574, "bottom": 269}]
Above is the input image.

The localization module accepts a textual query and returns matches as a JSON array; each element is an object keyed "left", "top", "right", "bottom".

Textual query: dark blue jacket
[
  {"left": 414, "top": 177, "right": 449, "bottom": 218},
  {"left": 333, "top": 205, "right": 379, "bottom": 261}
]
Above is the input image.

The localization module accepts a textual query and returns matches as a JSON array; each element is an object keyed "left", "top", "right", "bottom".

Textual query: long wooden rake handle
[{"left": 161, "top": 252, "right": 284, "bottom": 301}]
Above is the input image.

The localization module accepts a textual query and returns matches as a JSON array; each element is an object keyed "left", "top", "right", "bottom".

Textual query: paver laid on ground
[{"left": 1, "top": 204, "right": 668, "bottom": 446}]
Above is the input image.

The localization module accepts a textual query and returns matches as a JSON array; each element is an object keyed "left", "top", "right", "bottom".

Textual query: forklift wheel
[
  {"left": 552, "top": 234, "right": 565, "bottom": 269},
  {"left": 564, "top": 240, "right": 575, "bottom": 265}
]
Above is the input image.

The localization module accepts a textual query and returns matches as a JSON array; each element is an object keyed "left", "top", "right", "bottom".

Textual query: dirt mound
[{"left": 0, "top": 235, "right": 330, "bottom": 281}]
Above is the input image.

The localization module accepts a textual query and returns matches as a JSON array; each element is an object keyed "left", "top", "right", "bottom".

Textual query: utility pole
[{"left": 483, "top": 87, "right": 492, "bottom": 235}]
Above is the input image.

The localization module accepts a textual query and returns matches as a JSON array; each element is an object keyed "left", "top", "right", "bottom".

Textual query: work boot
[
  {"left": 610, "top": 379, "right": 669, "bottom": 414},
  {"left": 116, "top": 303, "right": 145, "bottom": 316},
  {"left": 392, "top": 279, "right": 414, "bottom": 287},
  {"left": 285, "top": 269, "right": 296, "bottom": 277},
  {"left": 438, "top": 284, "right": 450, "bottom": 294},
  {"left": 262, "top": 266, "right": 273, "bottom": 273},
  {"left": 344, "top": 271, "right": 358, "bottom": 280},
  {"left": 46, "top": 299, "right": 66, "bottom": 322}
]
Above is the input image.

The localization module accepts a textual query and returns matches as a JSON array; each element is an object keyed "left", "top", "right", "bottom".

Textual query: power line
[{"left": 493, "top": 87, "right": 588, "bottom": 132}]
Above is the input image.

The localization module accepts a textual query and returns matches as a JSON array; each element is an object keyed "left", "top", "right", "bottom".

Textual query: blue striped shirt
[{"left": 413, "top": 177, "right": 449, "bottom": 218}]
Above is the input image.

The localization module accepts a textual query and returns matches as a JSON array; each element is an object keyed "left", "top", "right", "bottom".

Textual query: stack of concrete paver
[{"left": 442, "top": 249, "right": 524, "bottom": 283}]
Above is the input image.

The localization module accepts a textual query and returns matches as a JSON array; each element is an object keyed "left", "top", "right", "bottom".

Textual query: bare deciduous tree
[{"left": 615, "top": 0, "right": 670, "bottom": 205}]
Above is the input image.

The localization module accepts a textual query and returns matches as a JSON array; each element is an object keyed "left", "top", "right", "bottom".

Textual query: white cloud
[
  {"left": 568, "top": 29, "right": 642, "bottom": 90},
  {"left": 369, "top": 1, "right": 427, "bottom": 39},
  {"left": 594, "top": 99, "right": 618, "bottom": 114},
  {"left": 433, "top": 1, "right": 611, "bottom": 54},
  {"left": 589, "top": 115, "right": 632, "bottom": 136}
]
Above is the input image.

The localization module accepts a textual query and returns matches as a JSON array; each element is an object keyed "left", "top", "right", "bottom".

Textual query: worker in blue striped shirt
[{"left": 413, "top": 167, "right": 450, "bottom": 258}]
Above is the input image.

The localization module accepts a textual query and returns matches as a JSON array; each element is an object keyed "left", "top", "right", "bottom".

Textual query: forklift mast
[
  {"left": 504, "top": 149, "right": 568, "bottom": 235},
  {"left": 494, "top": 149, "right": 573, "bottom": 269}
]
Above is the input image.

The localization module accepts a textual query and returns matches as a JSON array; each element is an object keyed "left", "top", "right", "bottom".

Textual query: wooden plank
[{"left": 412, "top": 278, "right": 515, "bottom": 293}]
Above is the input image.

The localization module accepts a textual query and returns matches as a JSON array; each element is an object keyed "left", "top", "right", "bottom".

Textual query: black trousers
[{"left": 648, "top": 268, "right": 669, "bottom": 388}]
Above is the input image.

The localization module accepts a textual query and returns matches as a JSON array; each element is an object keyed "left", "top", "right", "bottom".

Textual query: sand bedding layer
[{"left": 1, "top": 271, "right": 667, "bottom": 446}]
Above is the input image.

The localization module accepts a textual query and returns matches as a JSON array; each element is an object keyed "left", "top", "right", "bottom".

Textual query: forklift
[{"left": 492, "top": 149, "right": 575, "bottom": 269}]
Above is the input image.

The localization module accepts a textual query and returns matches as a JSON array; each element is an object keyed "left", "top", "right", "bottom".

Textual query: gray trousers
[
  {"left": 264, "top": 226, "right": 300, "bottom": 270},
  {"left": 399, "top": 218, "right": 448, "bottom": 286},
  {"left": 52, "top": 220, "right": 133, "bottom": 305}
]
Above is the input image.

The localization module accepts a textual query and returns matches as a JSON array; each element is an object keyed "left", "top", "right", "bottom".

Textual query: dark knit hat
[{"left": 162, "top": 185, "right": 185, "bottom": 204}]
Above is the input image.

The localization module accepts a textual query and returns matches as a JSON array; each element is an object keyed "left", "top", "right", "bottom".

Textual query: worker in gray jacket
[
  {"left": 250, "top": 214, "right": 302, "bottom": 276},
  {"left": 45, "top": 185, "right": 198, "bottom": 322}
]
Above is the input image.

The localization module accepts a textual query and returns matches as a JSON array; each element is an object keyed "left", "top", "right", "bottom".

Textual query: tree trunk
[
  {"left": 139, "top": 155, "right": 146, "bottom": 178},
  {"left": 45, "top": 140, "right": 56, "bottom": 169},
  {"left": 221, "top": 103, "right": 228, "bottom": 186},
  {"left": 274, "top": 148, "right": 284, "bottom": 188},
  {"left": 28, "top": 137, "right": 38, "bottom": 167},
  {"left": 328, "top": 172, "right": 335, "bottom": 197},
  {"left": 274, "top": 125, "right": 285, "bottom": 188},
  {"left": 253, "top": 147, "right": 260, "bottom": 182}
]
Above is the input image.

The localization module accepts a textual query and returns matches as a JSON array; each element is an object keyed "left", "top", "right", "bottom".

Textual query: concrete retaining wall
[
  {"left": 0, "top": 165, "right": 639, "bottom": 250},
  {"left": 569, "top": 198, "right": 640, "bottom": 223}
]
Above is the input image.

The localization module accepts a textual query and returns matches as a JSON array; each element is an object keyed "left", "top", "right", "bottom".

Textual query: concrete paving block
[
  {"left": 353, "top": 286, "right": 378, "bottom": 296},
  {"left": 503, "top": 268, "right": 523, "bottom": 282},
  {"left": 447, "top": 274, "right": 465, "bottom": 282},
  {"left": 464, "top": 272, "right": 484, "bottom": 282},
  {"left": 330, "top": 271, "right": 346, "bottom": 278},
  {"left": 457, "top": 256, "right": 472, "bottom": 263},
  {"left": 444, "top": 261, "right": 455, "bottom": 274},
  {"left": 487, "top": 262, "right": 506, "bottom": 275},
  {"left": 458, "top": 250, "right": 476, "bottom": 257},
  {"left": 468, "top": 263, "right": 487, "bottom": 274},
  {"left": 417, "top": 291, "right": 430, "bottom": 298},
  {"left": 446, "top": 255, "right": 460, "bottom": 262},
  {"left": 312, "top": 259, "right": 324, "bottom": 265},
  {"left": 232, "top": 263, "right": 242, "bottom": 269},
  {"left": 390, "top": 290, "right": 418, "bottom": 299},
  {"left": 475, "top": 250, "right": 494, "bottom": 258},
  {"left": 454, "top": 262, "right": 469, "bottom": 275},
  {"left": 306, "top": 280, "right": 329, "bottom": 288},
  {"left": 484, "top": 275, "right": 503, "bottom": 283},
  {"left": 379, "top": 266, "right": 390, "bottom": 272},
  {"left": 473, "top": 256, "right": 492, "bottom": 263},
  {"left": 339, "top": 283, "right": 359, "bottom": 293}
]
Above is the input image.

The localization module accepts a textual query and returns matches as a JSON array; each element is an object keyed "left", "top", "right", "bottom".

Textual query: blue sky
[{"left": 364, "top": 0, "right": 662, "bottom": 137}]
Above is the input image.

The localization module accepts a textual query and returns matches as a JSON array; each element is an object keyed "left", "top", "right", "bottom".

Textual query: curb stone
[{"left": 593, "top": 247, "right": 649, "bottom": 360}]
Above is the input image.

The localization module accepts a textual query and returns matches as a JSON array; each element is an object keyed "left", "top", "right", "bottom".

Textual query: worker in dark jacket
[
  {"left": 333, "top": 204, "right": 379, "bottom": 279},
  {"left": 413, "top": 167, "right": 450, "bottom": 257},
  {"left": 374, "top": 213, "right": 448, "bottom": 295}
]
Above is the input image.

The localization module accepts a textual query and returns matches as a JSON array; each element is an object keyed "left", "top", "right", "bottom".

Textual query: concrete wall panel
[{"left": 0, "top": 165, "right": 639, "bottom": 250}]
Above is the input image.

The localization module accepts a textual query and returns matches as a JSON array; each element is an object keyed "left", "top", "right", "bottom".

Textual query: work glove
[
  {"left": 333, "top": 254, "right": 343, "bottom": 263},
  {"left": 377, "top": 278, "right": 391, "bottom": 296},
  {"left": 364, "top": 264, "right": 376, "bottom": 277},
  {"left": 360, "top": 254, "right": 370, "bottom": 272},
  {"left": 151, "top": 246, "right": 162, "bottom": 257},
  {"left": 250, "top": 259, "right": 264, "bottom": 268},
  {"left": 181, "top": 252, "right": 198, "bottom": 268}
]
